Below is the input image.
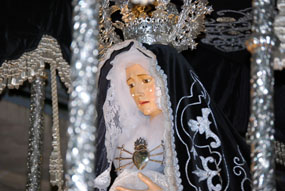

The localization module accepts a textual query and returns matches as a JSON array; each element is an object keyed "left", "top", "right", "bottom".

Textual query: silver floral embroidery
[
  {"left": 193, "top": 156, "right": 222, "bottom": 191},
  {"left": 188, "top": 108, "right": 221, "bottom": 149},
  {"left": 175, "top": 71, "right": 250, "bottom": 190},
  {"left": 201, "top": 8, "right": 252, "bottom": 52},
  {"left": 233, "top": 146, "right": 251, "bottom": 191},
  {"left": 175, "top": 72, "right": 225, "bottom": 191},
  {"left": 188, "top": 108, "right": 222, "bottom": 191}
]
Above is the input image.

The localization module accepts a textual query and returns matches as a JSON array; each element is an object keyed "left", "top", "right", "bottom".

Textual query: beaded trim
[
  {"left": 0, "top": 35, "right": 71, "bottom": 93},
  {"left": 0, "top": 35, "right": 71, "bottom": 190}
]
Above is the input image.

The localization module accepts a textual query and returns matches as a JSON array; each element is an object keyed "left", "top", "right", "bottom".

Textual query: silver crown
[{"left": 99, "top": 0, "right": 213, "bottom": 55}]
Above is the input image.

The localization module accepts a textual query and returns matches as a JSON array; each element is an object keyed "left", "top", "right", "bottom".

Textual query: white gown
[{"left": 110, "top": 114, "right": 169, "bottom": 191}]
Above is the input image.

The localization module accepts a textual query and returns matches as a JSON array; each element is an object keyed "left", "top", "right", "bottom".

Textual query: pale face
[{"left": 126, "top": 64, "right": 162, "bottom": 119}]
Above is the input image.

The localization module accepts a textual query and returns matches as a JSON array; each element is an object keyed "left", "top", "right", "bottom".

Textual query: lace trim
[
  {"left": 98, "top": 40, "right": 143, "bottom": 69},
  {"left": 103, "top": 86, "right": 122, "bottom": 162},
  {"left": 94, "top": 166, "right": 112, "bottom": 190},
  {"left": 94, "top": 86, "right": 123, "bottom": 189},
  {"left": 133, "top": 42, "right": 183, "bottom": 191},
  {"left": 153, "top": 64, "right": 183, "bottom": 191}
]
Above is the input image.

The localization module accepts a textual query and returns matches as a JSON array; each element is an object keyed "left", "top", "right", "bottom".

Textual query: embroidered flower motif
[
  {"left": 193, "top": 156, "right": 222, "bottom": 191},
  {"left": 188, "top": 108, "right": 221, "bottom": 148},
  {"left": 188, "top": 108, "right": 212, "bottom": 137}
]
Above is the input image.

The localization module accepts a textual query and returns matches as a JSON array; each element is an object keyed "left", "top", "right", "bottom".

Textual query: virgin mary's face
[{"left": 126, "top": 64, "right": 162, "bottom": 118}]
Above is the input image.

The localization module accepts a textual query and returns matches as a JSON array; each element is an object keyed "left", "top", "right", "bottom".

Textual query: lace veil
[{"left": 94, "top": 40, "right": 180, "bottom": 190}]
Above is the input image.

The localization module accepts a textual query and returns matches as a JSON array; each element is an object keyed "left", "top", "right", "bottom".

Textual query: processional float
[{"left": 0, "top": 0, "right": 284, "bottom": 190}]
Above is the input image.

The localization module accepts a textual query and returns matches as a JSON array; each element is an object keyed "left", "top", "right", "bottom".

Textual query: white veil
[
  {"left": 95, "top": 40, "right": 181, "bottom": 191},
  {"left": 105, "top": 45, "right": 152, "bottom": 131},
  {"left": 95, "top": 41, "right": 160, "bottom": 189}
]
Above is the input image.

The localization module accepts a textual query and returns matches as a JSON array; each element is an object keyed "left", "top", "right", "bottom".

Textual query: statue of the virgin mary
[{"left": 94, "top": 40, "right": 251, "bottom": 191}]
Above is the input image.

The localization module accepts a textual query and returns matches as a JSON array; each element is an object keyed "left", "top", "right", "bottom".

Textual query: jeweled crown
[{"left": 99, "top": 0, "right": 212, "bottom": 55}]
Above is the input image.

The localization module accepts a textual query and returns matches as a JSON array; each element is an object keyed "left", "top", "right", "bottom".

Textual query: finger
[
  {"left": 138, "top": 173, "right": 162, "bottom": 190},
  {"left": 137, "top": 172, "right": 156, "bottom": 187},
  {"left": 116, "top": 186, "right": 140, "bottom": 191}
]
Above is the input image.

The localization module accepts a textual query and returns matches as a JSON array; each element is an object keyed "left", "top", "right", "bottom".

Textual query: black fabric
[
  {"left": 274, "top": 70, "right": 285, "bottom": 141},
  {"left": 0, "top": 0, "right": 72, "bottom": 64},
  {"left": 0, "top": 0, "right": 72, "bottom": 107},
  {"left": 146, "top": 43, "right": 251, "bottom": 190},
  {"left": 182, "top": 44, "right": 251, "bottom": 137},
  {"left": 95, "top": 42, "right": 251, "bottom": 190}
]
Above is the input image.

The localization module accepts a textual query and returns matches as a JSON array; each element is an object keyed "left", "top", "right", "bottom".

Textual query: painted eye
[
  {"left": 128, "top": 83, "right": 135, "bottom": 88},
  {"left": 143, "top": 78, "right": 151, "bottom": 83}
]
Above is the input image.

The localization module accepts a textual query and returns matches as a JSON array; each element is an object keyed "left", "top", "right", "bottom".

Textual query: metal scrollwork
[{"left": 201, "top": 8, "right": 252, "bottom": 52}]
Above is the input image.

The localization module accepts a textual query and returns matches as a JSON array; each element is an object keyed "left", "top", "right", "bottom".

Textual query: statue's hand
[{"left": 116, "top": 172, "right": 163, "bottom": 191}]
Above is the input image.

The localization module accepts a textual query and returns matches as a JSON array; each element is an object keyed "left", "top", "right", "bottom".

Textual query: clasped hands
[{"left": 116, "top": 172, "right": 163, "bottom": 191}]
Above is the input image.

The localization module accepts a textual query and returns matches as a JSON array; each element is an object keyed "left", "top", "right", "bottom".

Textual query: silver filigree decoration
[
  {"left": 273, "top": 0, "right": 285, "bottom": 70},
  {"left": 26, "top": 75, "right": 45, "bottom": 191},
  {"left": 192, "top": 156, "right": 222, "bottom": 191},
  {"left": 65, "top": 0, "right": 99, "bottom": 190},
  {"left": 98, "top": 0, "right": 122, "bottom": 57},
  {"left": 201, "top": 8, "right": 252, "bottom": 52},
  {"left": 246, "top": 0, "right": 277, "bottom": 190},
  {"left": 0, "top": 35, "right": 71, "bottom": 94},
  {"left": 99, "top": 0, "right": 212, "bottom": 54},
  {"left": 131, "top": 0, "right": 154, "bottom": 5}
]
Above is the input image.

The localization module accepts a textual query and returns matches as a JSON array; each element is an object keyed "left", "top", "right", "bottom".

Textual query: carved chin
[
  {"left": 142, "top": 109, "right": 152, "bottom": 116},
  {"left": 137, "top": 104, "right": 151, "bottom": 116}
]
